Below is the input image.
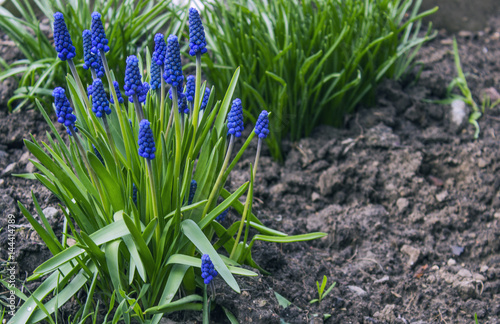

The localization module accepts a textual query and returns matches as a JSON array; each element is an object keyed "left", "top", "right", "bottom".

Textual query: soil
[{"left": 1, "top": 6, "right": 500, "bottom": 324}]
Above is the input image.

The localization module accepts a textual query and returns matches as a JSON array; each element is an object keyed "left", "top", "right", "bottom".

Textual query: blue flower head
[
  {"left": 110, "top": 81, "right": 124, "bottom": 104},
  {"left": 52, "top": 87, "right": 77, "bottom": 135},
  {"left": 201, "top": 88, "right": 210, "bottom": 111},
  {"left": 227, "top": 98, "right": 244, "bottom": 137},
  {"left": 91, "top": 12, "right": 109, "bottom": 54},
  {"left": 138, "top": 119, "right": 156, "bottom": 159},
  {"left": 169, "top": 87, "right": 188, "bottom": 114},
  {"left": 216, "top": 209, "right": 229, "bottom": 222},
  {"left": 124, "top": 55, "right": 147, "bottom": 103},
  {"left": 152, "top": 33, "right": 167, "bottom": 67},
  {"left": 91, "top": 79, "right": 111, "bottom": 118},
  {"left": 185, "top": 75, "right": 195, "bottom": 102},
  {"left": 188, "top": 8, "right": 207, "bottom": 56},
  {"left": 201, "top": 254, "right": 218, "bottom": 285},
  {"left": 139, "top": 82, "right": 150, "bottom": 104},
  {"left": 92, "top": 144, "right": 104, "bottom": 165},
  {"left": 87, "top": 84, "right": 93, "bottom": 99},
  {"left": 53, "top": 12, "right": 76, "bottom": 61},
  {"left": 254, "top": 110, "right": 270, "bottom": 139},
  {"left": 150, "top": 59, "right": 161, "bottom": 90},
  {"left": 188, "top": 180, "right": 197, "bottom": 205},
  {"left": 82, "top": 30, "right": 104, "bottom": 77},
  {"left": 163, "top": 35, "right": 184, "bottom": 87},
  {"left": 132, "top": 183, "right": 138, "bottom": 205}
]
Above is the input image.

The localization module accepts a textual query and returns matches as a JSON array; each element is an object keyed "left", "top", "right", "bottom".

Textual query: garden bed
[{"left": 1, "top": 10, "right": 500, "bottom": 324}]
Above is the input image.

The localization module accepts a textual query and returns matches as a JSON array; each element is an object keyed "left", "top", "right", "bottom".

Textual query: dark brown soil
[{"left": 1, "top": 7, "right": 500, "bottom": 324}]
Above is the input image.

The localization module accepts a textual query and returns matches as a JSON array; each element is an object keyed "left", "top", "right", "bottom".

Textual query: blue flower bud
[
  {"left": 188, "top": 8, "right": 207, "bottom": 56},
  {"left": 254, "top": 110, "right": 270, "bottom": 139},
  {"left": 82, "top": 29, "right": 104, "bottom": 78},
  {"left": 124, "top": 55, "right": 147, "bottom": 103},
  {"left": 53, "top": 12, "right": 76, "bottom": 61},
  {"left": 53, "top": 87, "right": 77, "bottom": 135},
  {"left": 185, "top": 75, "right": 195, "bottom": 102},
  {"left": 169, "top": 87, "right": 188, "bottom": 114},
  {"left": 163, "top": 35, "right": 184, "bottom": 87},
  {"left": 227, "top": 98, "right": 244, "bottom": 137},
  {"left": 132, "top": 183, "right": 138, "bottom": 205},
  {"left": 138, "top": 119, "right": 156, "bottom": 159},
  {"left": 188, "top": 180, "right": 197, "bottom": 205},
  {"left": 109, "top": 81, "right": 124, "bottom": 104},
  {"left": 152, "top": 33, "right": 167, "bottom": 67},
  {"left": 91, "top": 79, "right": 111, "bottom": 118},
  {"left": 201, "top": 88, "right": 210, "bottom": 111},
  {"left": 150, "top": 59, "right": 161, "bottom": 90},
  {"left": 92, "top": 144, "right": 104, "bottom": 165},
  {"left": 216, "top": 209, "right": 229, "bottom": 222},
  {"left": 201, "top": 254, "right": 218, "bottom": 285},
  {"left": 91, "top": 12, "right": 109, "bottom": 54}
]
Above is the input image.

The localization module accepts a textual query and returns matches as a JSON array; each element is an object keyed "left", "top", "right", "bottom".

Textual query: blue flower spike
[
  {"left": 87, "top": 84, "right": 93, "bottom": 99},
  {"left": 82, "top": 29, "right": 104, "bottom": 78},
  {"left": 188, "top": 180, "right": 197, "bottom": 205},
  {"left": 53, "top": 12, "right": 76, "bottom": 61},
  {"left": 201, "top": 88, "right": 210, "bottom": 111},
  {"left": 185, "top": 75, "right": 195, "bottom": 102},
  {"left": 216, "top": 209, "right": 229, "bottom": 222},
  {"left": 91, "top": 79, "right": 111, "bottom": 118},
  {"left": 140, "top": 82, "right": 150, "bottom": 103},
  {"left": 152, "top": 33, "right": 167, "bottom": 67},
  {"left": 124, "top": 55, "right": 147, "bottom": 103},
  {"left": 53, "top": 87, "right": 77, "bottom": 135},
  {"left": 164, "top": 35, "right": 184, "bottom": 87},
  {"left": 254, "top": 110, "right": 270, "bottom": 139},
  {"left": 227, "top": 98, "right": 244, "bottom": 137},
  {"left": 92, "top": 144, "right": 104, "bottom": 165},
  {"left": 138, "top": 119, "right": 156, "bottom": 159},
  {"left": 110, "top": 81, "right": 124, "bottom": 104},
  {"left": 169, "top": 87, "right": 188, "bottom": 113},
  {"left": 150, "top": 59, "right": 161, "bottom": 90},
  {"left": 90, "top": 12, "right": 109, "bottom": 54},
  {"left": 201, "top": 254, "right": 218, "bottom": 285},
  {"left": 188, "top": 8, "right": 207, "bottom": 56},
  {"left": 132, "top": 183, "right": 138, "bottom": 205}
]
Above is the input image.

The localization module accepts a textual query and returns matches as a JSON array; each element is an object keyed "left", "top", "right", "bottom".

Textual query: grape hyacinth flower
[
  {"left": 138, "top": 119, "right": 156, "bottom": 160},
  {"left": 90, "top": 12, "right": 109, "bottom": 54},
  {"left": 227, "top": 99, "right": 244, "bottom": 137},
  {"left": 53, "top": 12, "right": 76, "bottom": 61},
  {"left": 87, "top": 84, "right": 93, "bottom": 99},
  {"left": 92, "top": 144, "right": 104, "bottom": 165},
  {"left": 91, "top": 79, "right": 111, "bottom": 118},
  {"left": 139, "top": 82, "right": 150, "bottom": 104},
  {"left": 188, "top": 8, "right": 207, "bottom": 56},
  {"left": 200, "top": 88, "right": 210, "bottom": 111},
  {"left": 254, "top": 110, "right": 270, "bottom": 139},
  {"left": 169, "top": 87, "right": 188, "bottom": 114},
  {"left": 109, "top": 81, "right": 124, "bottom": 104},
  {"left": 124, "top": 56, "right": 147, "bottom": 103},
  {"left": 152, "top": 33, "right": 167, "bottom": 67},
  {"left": 185, "top": 75, "right": 195, "bottom": 102},
  {"left": 82, "top": 30, "right": 104, "bottom": 78},
  {"left": 188, "top": 180, "right": 197, "bottom": 205},
  {"left": 216, "top": 209, "right": 229, "bottom": 222},
  {"left": 53, "top": 87, "right": 77, "bottom": 135},
  {"left": 201, "top": 254, "right": 217, "bottom": 285},
  {"left": 132, "top": 184, "right": 137, "bottom": 205},
  {"left": 150, "top": 59, "right": 162, "bottom": 91},
  {"left": 164, "top": 35, "right": 184, "bottom": 87}
]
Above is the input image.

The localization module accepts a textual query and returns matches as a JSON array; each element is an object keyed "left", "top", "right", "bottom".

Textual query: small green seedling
[{"left": 309, "top": 275, "right": 336, "bottom": 304}]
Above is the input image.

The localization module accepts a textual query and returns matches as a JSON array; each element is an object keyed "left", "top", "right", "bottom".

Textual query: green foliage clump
[
  {"left": 0, "top": 0, "right": 182, "bottom": 111},
  {"left": 201, "top": 0, "right": 438, "bottom": 159}
]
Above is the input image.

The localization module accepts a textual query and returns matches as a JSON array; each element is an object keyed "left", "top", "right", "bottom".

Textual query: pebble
[
  {"left": 373, "top": 304, "right": 396, "bottom": 322},
  {"left": 311, "top": 192, "right": 321, "bottom": 202},
  {"left": 0, "top": 179, "right": 4, "bottom": 187},
  {"left": 401, "top": 244, "right": 420, "bottom": 267},
  {"left": 1, "top": 162, "right": 17, "bottom": 176},
  {"left": 447, "top": 258, "right": 457, "bottom": 266},
  {"left": 435, "top": 190, "right": 448, "bottom": 202},
  {"left": 19, "top": 151, "right": 30, "bottom": 164},
  {"left": 25, "top": 162, "right": 36, "bottom": 173},
  {"left": 42, "top": 207, "right": 60, "bottom": 221},
  {"left": 431, "top": 265, "right": 440, "bottom": 271},
  {"left": 347, "top": 285, "right": 367, "bottom": 297},
  {"left": 396, "top": 198, "right": 409, "bottom": 212},
  {"left": 374, "top": 275, "right": 390, "bottom": 284},
  {"left": 480, "top": 265, "right": 489, "bottom": 273}
]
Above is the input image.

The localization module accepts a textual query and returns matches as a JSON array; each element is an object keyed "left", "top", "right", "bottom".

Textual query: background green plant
[
  {"left": 0, "top": 0, "right": 183, "bottom": 112},
  {"left": 201, "top": 0, "right": 438, "bottom": 159}
]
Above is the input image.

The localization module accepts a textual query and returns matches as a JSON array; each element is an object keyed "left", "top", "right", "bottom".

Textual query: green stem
[
  {"left": 253, "top": 139, "right": 262, "bottom": 180},
  {"left": 67, "top": 60, "right": 92, "bottom": 119},
  {"left": 133, "top": 94, "right": 145, "bottom": 122},
  {"left": 201, "top": 135, "right": 234, "bottom": 219},
  {"left": 91, "top": 69, "right": 97, "bottom": 81},
  {"left": 192, "top": 53, "right": 202, "bottom": 130},
  {"left": 160, "top": 67, "right": 166, "bottom": 131},
  {"left": 146, "top": 160, "right": 161, "bottom": 239},
  {"left": 230, "top": 178, "right": 251, "bottom": 259},
  {"left": 172, "top": 88, "right": 182, "bottom": 231}
]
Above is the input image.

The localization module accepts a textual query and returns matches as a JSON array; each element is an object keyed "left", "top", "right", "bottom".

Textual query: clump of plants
[
  {"left": 0, "top": 0, "right": 182, "bottom": 112},
  {"left": 6, "top": 6, "right": 325, "bottom": 324},
  {"left": 201, "top": 0, "right": 438, "bottom": 159}
]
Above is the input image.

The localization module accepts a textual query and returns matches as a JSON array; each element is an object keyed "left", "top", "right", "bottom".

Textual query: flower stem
[
  {"left": 91, "top": 69, "right": 97, "bottom": 80},
  {"left": 192, "top": 53, "right": 202, "bottom": 130},
  {"left": 146, "top": 159, "right": 161, "bottom": 236},
  {"left": 67, "top": 60, "right": 92, "bottom": 118},
  {"left": 133, "top": 94, "right": 145, "bottom": 122},
  {"left": 172, "top": 87, "right": 183, "bottom": 233},
  {"left": 160, "top": 67, "right": 166, "bottom": 131},
  {"left": 253, "top": 139, "right": 262, "bottom": 180},
  {"left": 201, "top": 135, "right": 234, "bottom": 219}
]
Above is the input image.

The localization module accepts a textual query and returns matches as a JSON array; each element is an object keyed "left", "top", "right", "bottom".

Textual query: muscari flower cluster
[
  {"left": 82, "top": 29, "right": 104, "bottom": 78},
  {"left": 90, "top": 12, "right": 109, "bottom": 54},
  {"left": 92, "top": 144, "right": 104, "bottom": 165},
  {"left": 169, "top": 87, "right": 189, "bottom": 114},
  {"left": 53, "top": 87, "right": 76, "bottom": 135},
  {"left": 150, "top": 59, "right": 162, "bottom": 90},
  {"left": 255, "top": 110, "right": 270, "bottom": 139},
  {"left": 91, "top": 79, "right": 111, "bottom": 118},
  {"left": 188, "top": 180, "right": 197, "bottom": 205},
  {"left": 153, "top": 34, "right": 167, "bottom": 67},
  {"left": 185, "top": 75, "right": 195, "bottom": 102},
  {"left": 164, "top": 35, "right": 184, "bottom": 87},
  {"left": 188, "top": 8, "right": 207, "bottom": 56},
  {"left": 201, "top": 254, "right": 218, "bottom": 285},
  {"left": 109, "top": 81, "right": 124, "bottom": 104},
  {"left": 53, "top": 12, "right": 76, "bottom": 61},
  {"left": 138, "top": 119, "right": 156, "bottom": 159},
  {"left": 124, "top": 56, "right": 149, "bottom": 103},
  {"left": 227, "top": 99, "right": 244, "bottom": 137},
  {"left": 201, "top": 88, "right": 210, "bottom": 111}
]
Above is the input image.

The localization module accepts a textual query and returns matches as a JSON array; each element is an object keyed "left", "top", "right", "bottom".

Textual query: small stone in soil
[
  {"left": 401, "top": 244, "right": 421, "bottom": 267},
  {"left": 42, "top": 207, "right": 60, "bottom": 221},
  {"left": 347, "top": 285, "right": 367, "bottom": 297},
  {"left": 1, "top": 162, "right": 17, "bottom": 176}
]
